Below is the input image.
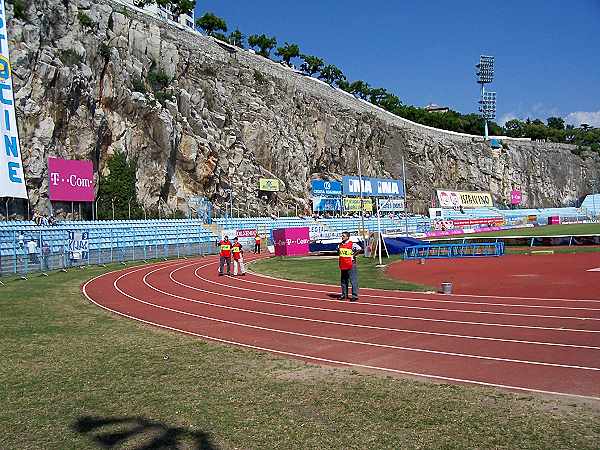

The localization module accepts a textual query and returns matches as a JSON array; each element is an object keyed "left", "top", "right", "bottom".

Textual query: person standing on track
[
  {"left": 338, "top": 231, "right": 362, "bottom": 301},
  {"left": 254, "top": 232, "right": 261, "bottom": 254},
  {"left": 217, "top": 235, "right": 232, "bottom": 276},
  {"left": 231, "top": 237, "right": 246, "bottom": 276}
]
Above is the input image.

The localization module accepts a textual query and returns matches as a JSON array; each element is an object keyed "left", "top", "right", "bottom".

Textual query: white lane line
[
  {"left": 587, "top": 267, "right": 600, "bottom": 272},
  {"left": 147, "top": 263, "right": 600, "bottom": 350},
  {"left": 184, "top": 264, "right": 600, "bottom": 334},
  {"left": 193, "top": 263, "right": 600, "bottom": 322},
  {"left": 230, "top": 272, "right": 600, "bottom": 312},
  {"left": 81, "top": 265, "right": 600, "bottom": 401},
  {"left": 83, "top": 277, "right": 600, "bottom": 401},
  {"left": 121, "top": 262, "right": 600, "bottom": 371},
  {"left": 248, "top": 263, "right": 600, "bottom": 303}
]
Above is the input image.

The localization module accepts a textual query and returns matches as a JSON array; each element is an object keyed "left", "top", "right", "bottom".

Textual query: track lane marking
[
  {"left": 192, "top": 262, "right": 600, "bottom": 322},
  {"left": 116, "top": 262, "right": 600, "bottom": 371},
  {"left": 81, "top": 263, "right": 600, "bottom": 401},
  {"left": 248, "top": 263, "right": 600, "bottom": 303}
]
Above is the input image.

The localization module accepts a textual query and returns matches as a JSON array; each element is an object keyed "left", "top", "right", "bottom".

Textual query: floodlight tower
[{"left": 476, "top": 55, "right": 496, "bottom": 140}]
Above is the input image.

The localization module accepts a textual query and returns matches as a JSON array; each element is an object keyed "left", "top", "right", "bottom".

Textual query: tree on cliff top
[
  {"left": 196, "top": 12, "right": 227, "bottom": 36},
  {"left": 248, "top": 34, "right": 277, "bottom": 58},
  {"left": 299, "top": 54, "right": 324, "bottom": 76},
  {"left": 229, "top": 29, "right": 245, "bottom": 48},
  {"left": 318, "top": 64, "right": 346, "bottom": 87},
  {"left": 134, "top": 0, "right": 195, "bottom": 17},
  {"left": 276, "top": 42, "right": 300, "bottom": 65}
]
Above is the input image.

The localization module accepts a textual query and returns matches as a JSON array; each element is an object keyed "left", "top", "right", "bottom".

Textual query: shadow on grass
[{"left": 73, "top": 415, "right": 218, "bottom": 449}]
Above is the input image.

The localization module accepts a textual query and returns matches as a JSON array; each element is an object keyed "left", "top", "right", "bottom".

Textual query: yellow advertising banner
[
  {"left": 343, "top": 197, "right": 373, "bottom": 212},
  {"left": 436, "top": 190, "right": 493, "bottom": 208},
  {"left": 259, "top": 178, "right": 280, "bottom": 192}
]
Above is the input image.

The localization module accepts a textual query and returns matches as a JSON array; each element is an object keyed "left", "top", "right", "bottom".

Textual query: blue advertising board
[
  {"left": 312, "top": 196, "right": 342, "bottom": 212},
  {"left": 311, "top": 179, "right": 343, "bottom": 196},
  {"left": 342, "top": 176, "right": 404, "bottom": 197}
]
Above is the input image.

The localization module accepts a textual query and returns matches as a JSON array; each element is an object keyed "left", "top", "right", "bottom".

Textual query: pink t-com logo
[{"left": 48, "top": 158, "right": 95, "bottom": 201}]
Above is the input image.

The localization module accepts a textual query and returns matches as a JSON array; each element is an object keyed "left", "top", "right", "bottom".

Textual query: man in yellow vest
[
  {"left": 217, "top": 235, "right": 232, "bottom": 276},
  {"left": 338, "top": 231, "right": 362, "bottom": 301}
]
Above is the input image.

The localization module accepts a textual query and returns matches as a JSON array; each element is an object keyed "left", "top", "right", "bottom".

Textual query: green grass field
[
  {"left": 1, "top": 262, "right": 599, "bottom": 449},
  {"left": 250, "top": 256, "right": 432, "bottom": 291},
  {"left": 437, "top": 223, "right": 600, "bottom": 239}
]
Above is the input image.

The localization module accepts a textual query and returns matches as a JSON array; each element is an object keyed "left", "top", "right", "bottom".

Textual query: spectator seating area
[
  {"left": 0, "top": 219, "right": 218, "bottom": 257},
  {"left": 213, "top": 215, "right": 432, "bottom": 236},
  {"left": 581, "top": 194, "right": 600, "bottom": 216}
]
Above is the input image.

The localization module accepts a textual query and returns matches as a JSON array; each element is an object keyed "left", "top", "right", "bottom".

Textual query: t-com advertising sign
[
  {"left": 273, "top": 227, "right": 310, "bottom": 257},
  {"left": 437, "top": 190, "right": 493, "bottom": 208},
  {"left": 510, "top": 190, "right": 522, "bottom": 205},
  {"left": 311, "top": 179, "right": 343, "bottom": 196},
  {"left": 0, "top": 0, "right": 27, "bottom": 199},
  {"left": 259, "top": 178, "right": 280, "bottom": 192},
  {"left": 48, "top": 158, "right": 95, "bottom": 201},
  {"left": 342, "top": 176, "right": 404, "bottom": 197}
]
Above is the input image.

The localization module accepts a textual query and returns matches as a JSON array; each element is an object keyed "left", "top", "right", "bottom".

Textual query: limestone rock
[{"left": 6, "top": 0, "right": 600, "bottom": 218}]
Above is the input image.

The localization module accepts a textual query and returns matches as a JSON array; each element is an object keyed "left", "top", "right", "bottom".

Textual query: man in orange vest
[
  {"left": 254, "top": 233, "right": 261, "bottom": 254},
  {"left": 231, "top": 237, "right": 246, "bottom": 276},
  {"left": 217, "top": 235, "right": 232, "bottom": 276},
  {"left": 338, "top": 231, "right": 362, "bottom": 301}
]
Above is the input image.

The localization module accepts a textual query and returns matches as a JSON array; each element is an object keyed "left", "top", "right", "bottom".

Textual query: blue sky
[{"left": 195, "top": 0, "right": 600, "bottom": 126}]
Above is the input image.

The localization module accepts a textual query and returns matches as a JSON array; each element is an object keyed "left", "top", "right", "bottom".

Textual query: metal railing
[
  {"left": 0, "top": 230, "right": 217, "bottom": 277},
  {"left": 404, "top": 242, "right": 505, "bottom": 259}
]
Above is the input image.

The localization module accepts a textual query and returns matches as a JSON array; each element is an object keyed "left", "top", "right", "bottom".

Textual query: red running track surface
[
  {"left": 82, "top": 255, "right": 600, "bottom": 401},
  {"left": 387, "top": 253, "right": 600, "bottom": 299}
]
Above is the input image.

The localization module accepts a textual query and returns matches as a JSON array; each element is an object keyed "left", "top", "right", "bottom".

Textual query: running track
[{"left": 83, "top": 256, "right": 600, "bottom": 401}]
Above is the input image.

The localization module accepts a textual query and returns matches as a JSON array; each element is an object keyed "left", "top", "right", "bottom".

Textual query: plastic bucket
[{"left": 441, "top": 282, "right": 453, "bottom": 294}]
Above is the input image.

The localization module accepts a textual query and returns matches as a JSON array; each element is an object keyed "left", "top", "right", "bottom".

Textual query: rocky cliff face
[{"left": 7, "top": 0, "right": 600, "bottom": 216}]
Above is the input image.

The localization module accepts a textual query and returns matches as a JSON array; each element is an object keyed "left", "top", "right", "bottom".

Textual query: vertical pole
[
  {"left": 481, "top": 83, "right": 489, "bottom": 141},
  {"left": 356, "top": 147, "right": 366, "bottom": 242},
  {"left": 71, "top": 201, "right": 74, "bottom": 220},
  {"left": 376, "top": 198, "right": 382, "bottom": 266},
  {"left": 402, "top": 156, "right": 409, "bottom": 236}
]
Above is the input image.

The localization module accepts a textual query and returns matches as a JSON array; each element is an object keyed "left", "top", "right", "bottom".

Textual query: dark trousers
[
  {"left": 340, "top": 263, "right": 359, "bottom": 299},
  {"left": 254, "top": 243, "right": 261, "bottom": 253},
  {"left": 219, "top": 256, "right": 231, "bottom": 274}
]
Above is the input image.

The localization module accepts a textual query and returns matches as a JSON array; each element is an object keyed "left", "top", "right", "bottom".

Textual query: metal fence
[{"left": 0, "top": 230, "right": 217, "bottom": 278}]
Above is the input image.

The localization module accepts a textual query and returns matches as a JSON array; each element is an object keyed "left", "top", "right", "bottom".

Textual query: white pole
[
  {"left": 376, "top": 198, "right": 383, "bottom": 265},
  {"left": 402, "top": 156, "right": 408, "bottom": 236},
  {"left": 356, "top": 147, "right": 366, "bottom": 241}
]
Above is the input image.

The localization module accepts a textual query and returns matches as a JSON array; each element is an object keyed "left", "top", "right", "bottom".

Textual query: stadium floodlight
[
  {"left": 475, "top": 55, "right": 496, "bottom": 140},
  {"left": 476, "top": 55, "right": 495, "bottom": 84},
  {"left": 478, "top": 91, "right": 496, "bottom": 120}
]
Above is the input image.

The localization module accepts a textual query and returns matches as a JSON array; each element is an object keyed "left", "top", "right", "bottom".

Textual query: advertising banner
[
  {"left": 378, "top": 198, "right": 405, "bottom": 212},
  {"left": 433, "top": 217, "right": 504, "bottom": 231},
  {"left": 343, "top": 197, "right": 373, "bottom": 212},
  {"left": 436, "top": 190, "right": 493, "bottom": 208},
  {"left": 311, "top": 179, "right": 343, "bottom": 196},
  {"left": 342, "top": 176, "right": 404, "bottom": 197},
  {"left": 312, "top": 196, "right": 342, "bottom": 212},
  {"left": 48, "top": 158, "right": 95, "bottom": 201},
  {"left": 235, "top": 228, "right": 257, "bottom": 247},
  {"left": 0, "top": 0, "right": 27, "bottom": 199},
  {"left": 273, "top": 227, "right": 310, "bottom": 257},
  {"left": 510, "top": 190, "right": 522, "bottom": 205},
  {"left": 68, "top": 230, "right": 89, "bottom": 260},
  {"left": 259, "top": 178, "right": 280, "bottom": 192}
]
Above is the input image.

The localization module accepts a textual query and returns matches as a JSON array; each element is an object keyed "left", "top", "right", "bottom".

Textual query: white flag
[{"left": 0, "top": 0, "right": 27, "bottom": 199}]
